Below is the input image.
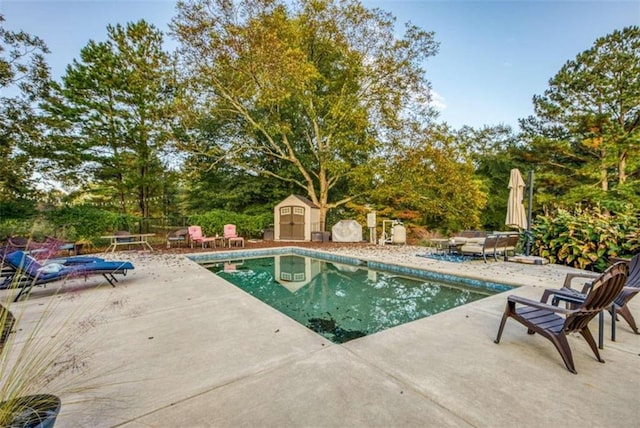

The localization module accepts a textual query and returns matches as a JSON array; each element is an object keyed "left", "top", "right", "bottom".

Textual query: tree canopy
[
  {"left": 0, "top": 15, "right": 50, "bottom": 214},
  {"left": 1, "top": 10, "right": 638, "bottom": 243},
  {"left": 372, "top": 123, "right": 487, "bottom": 234},
  {"left": 521, "top": 25, "right": 640, "bottom": 210},
  {"left": 41, "top": 20, "right": 178, "bottom": 218},
  {"left": 171, "top": 0, "right": 439, "bottom": 229}
]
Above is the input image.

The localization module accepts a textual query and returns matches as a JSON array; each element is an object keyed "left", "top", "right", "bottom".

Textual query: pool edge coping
[{"left": 186, "top": 246, "right": 514, "bottom": 293}]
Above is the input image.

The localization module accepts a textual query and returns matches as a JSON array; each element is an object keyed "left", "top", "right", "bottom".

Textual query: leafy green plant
[
  {"left": 531, "top": 205, "right": 639, "bottom": 271},
  {"left": 44, "top": 206, "right": 137, "bottom": 244},
  {"left": 189, "top": 210, "right": 273, "bottom": 239},
  {"left": 623, "top": 229, "right": 640, "bottom": 255},
  {"left": 0, "top": 219, "right": 35, "bottom": 241},
  {"left": 0, "top": 217, "right": 62, "bottom": 243}
]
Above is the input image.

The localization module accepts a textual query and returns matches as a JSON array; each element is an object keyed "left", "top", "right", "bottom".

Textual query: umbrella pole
[{"left": 525, "top": 170, "right": 534, "bottom": 256}]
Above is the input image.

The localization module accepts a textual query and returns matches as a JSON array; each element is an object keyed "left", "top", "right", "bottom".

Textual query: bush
[
  {"left": 188, "top": 210, "right": 273, "bottom": 239},
  {"left": 0, "top": 219, "right": 40, "bottom": 240},
  {"left": 44, "top": 206, "right": 140, "bottom": 244},
  {"left": 531, "top": 206, "right": 639, "bottom": 271}
]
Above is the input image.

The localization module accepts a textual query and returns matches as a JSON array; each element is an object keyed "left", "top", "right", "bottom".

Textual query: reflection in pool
[{"left": 209, "top": 255, "right": 499, "bottom": 343}]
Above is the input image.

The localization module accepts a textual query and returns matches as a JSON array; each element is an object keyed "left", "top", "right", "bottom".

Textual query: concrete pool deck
[{"left": 3, "top": 244, "right": 639, "bottom": 427}]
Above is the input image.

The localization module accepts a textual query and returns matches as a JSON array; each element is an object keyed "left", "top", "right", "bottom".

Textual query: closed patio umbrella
[{"left": 506, "top": 168, "right": 527, "bottom": 230}]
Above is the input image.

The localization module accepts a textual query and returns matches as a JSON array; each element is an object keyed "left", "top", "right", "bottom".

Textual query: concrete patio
[{"left": 4, "top": 245, "right": 639, "bottom": 427}]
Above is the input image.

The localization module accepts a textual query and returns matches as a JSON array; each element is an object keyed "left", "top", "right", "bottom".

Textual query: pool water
[{"left": 209, "top": 255, "right": 499, "bottom": 343}]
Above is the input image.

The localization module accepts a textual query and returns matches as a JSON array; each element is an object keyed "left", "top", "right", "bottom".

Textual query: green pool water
[{"left": 209, "top": 255, "right": 498, "bottom": 343}]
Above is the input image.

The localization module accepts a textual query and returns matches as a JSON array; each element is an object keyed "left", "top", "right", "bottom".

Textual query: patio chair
[
  {"left": 2, "top": 250, "right": 135, "bottom": 302},
  {"left": 166, "top": 228, "right": 189, "bottom": 248},
  {"left": 0, "top": 253, "right": 104, "bottom": 289},
  {"left": 6, "top": 236, "right": 29, "bottom": 250},
  {"left": 114, "top": 230, "right": 135, "bottom": 246},
  {"left": 544, "top": 253, "right": 640, "bottom": 341},
  {"left": 494, "top": 233, "right": 520, "bottom": 261},
  {"left": 494, "top": 261, "right": 628, "bottom": 374},
  {"left": 187, "top": 226, "right": 220, "bottom": 248},
  {"left": 6, "top": 236, "right": 57, "bottom": 258},
  {"left": 460, "top": 234, "right": 500, "bottom": 262},
  {"left": 224, "top": 224, "right": 244, "bottom": 248}
]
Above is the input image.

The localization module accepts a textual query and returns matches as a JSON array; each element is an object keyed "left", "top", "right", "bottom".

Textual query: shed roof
[{"left": 285, "top": 195, "right": 319, "bottom": 209}]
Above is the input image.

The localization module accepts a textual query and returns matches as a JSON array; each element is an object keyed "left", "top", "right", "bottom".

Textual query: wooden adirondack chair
[
  {"left": 494, "top": 262, "right": 628, "bottom": 374},
  {"left": 547, "top": 253, "right": 640, "bottom": 340}
]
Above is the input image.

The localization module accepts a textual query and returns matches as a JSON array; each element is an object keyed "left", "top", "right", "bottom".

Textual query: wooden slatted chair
[
  {"left": 494, "top": 233, "right": 520, "bottom": 261},
  {"left": 494, "top": 262, "right": 628, "bottom": 374},
  {"left": 546, "top": 253, "right": 640, "bottom": 340},
  {"left": 613, "top": 254, "right": 640, "bottom": 334}
]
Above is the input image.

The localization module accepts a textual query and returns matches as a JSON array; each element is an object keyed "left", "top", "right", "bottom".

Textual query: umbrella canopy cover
[{"left": 506, "top": 168, "right": 527, "bottom": 229}]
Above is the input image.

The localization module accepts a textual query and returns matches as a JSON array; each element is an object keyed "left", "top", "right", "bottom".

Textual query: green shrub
[
  {"left": 44, "top": 206, "right": 140, "bottom": 244},
  {"left": 189, "top": 210, "right": 273, "bottom": 239},
  {"left": 0, "top": 219, "right": 38, "bottom": 240},
  {"left": 531, "top": 206, "right": 639, "bottom": 271}
]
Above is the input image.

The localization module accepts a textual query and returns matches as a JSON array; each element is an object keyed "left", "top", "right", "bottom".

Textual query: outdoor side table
[{"left": 228, "top": 237, "right": 245, "bottom": 248}]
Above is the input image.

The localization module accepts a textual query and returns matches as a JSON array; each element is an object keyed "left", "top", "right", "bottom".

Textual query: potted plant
[
  {"left": 0, "top": 393, "right": 61, "bottom": 428},
  {"left": 0, "top": 251, "right": 107, "bottom": 427},
  {"left": 0, "top": 302, "right": 62, "bottom": 427}
]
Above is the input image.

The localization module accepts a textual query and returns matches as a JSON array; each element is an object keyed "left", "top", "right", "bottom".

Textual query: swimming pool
[{"left": 195, "top": 249, "right": 512, "bottom": 343}]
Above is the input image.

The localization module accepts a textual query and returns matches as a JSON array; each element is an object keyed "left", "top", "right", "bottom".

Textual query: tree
[
  {"left": 182, "top": 158, "right": 294, "bottom": 214},
  {"left": 372, "top": 123, "right": 487, "bottom": 234},
  {"left": 523, "top": 26, "right": 640, "bottom": 209},
  {"left": 171, "top": 0, "right": 438, "bottom": 229},
  {"left": 0, "top": 15, "right": 50, "bottom": 215},
  {"left": 457, "top": 124, "right": 521, "bottom": 231},
  {"left": 42, "top": 20, "right": 177, "bottom": 220}
]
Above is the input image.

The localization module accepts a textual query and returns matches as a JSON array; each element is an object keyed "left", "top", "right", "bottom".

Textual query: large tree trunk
[
  {"left": 318, "top": 168, "right": 329, "bottom": 232},
  {"left": 319, "top": 205, "right": 327, "bottom": 233}
]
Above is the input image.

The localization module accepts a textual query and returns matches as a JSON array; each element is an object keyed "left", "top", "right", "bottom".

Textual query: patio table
[
  {"left": 429, "top": 238, "right": 462, "bottom": 254},
  {"left": 101, "top": 233, "right": 155, "bottom": 253}
]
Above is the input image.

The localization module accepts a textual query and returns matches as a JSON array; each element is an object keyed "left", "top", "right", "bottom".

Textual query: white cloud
[{"left": 429, "top": 90, "right": 447, "bottom": 111}]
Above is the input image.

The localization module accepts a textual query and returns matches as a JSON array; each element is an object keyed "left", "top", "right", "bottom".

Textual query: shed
[
  {"left": 274, "top": 255, "right": 322, "bottom": 292},
  {"left": 274, "top": 195, "right": 321, "bottom": 241}
]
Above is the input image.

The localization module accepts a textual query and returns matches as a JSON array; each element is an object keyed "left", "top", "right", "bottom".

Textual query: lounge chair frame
[
  {"left": 2, "top": 251, "right": 134, "bottom": 302},
  {"left": 459, "top": 233, "right": 520, "bottom": 262}
]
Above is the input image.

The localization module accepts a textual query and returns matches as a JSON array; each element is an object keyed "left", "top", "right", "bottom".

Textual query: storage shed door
[
  {"left": 280, "top": 206, "right": 305, "bottom": 240},
  {"left": 279, "top": 255, "right": 306, "bottom": 282}
]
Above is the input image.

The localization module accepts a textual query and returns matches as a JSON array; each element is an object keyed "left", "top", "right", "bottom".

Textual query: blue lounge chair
[
  {"left": 0, "top": 251, "right": 105, "bottom": 286},
  {"left": 2, "top": 251, "right": 135, "bottom": 301}
]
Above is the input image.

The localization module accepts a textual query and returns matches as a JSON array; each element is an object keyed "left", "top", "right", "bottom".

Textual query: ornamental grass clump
[{"left": 0, "top": 253, "right": 117, "bottom": 426}]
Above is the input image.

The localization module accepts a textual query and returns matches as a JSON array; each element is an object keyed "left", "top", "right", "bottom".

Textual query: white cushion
[
  {"left": 467, "top": 237, "right": 486, "bottom": 244},
  {"left": 37, "top": 263, "right": 64, "bottom": 273}
]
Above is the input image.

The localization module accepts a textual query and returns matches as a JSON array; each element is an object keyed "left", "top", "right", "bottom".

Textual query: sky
[{"left": 1, "top": 0, "right": 639, "bottom": 129}]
